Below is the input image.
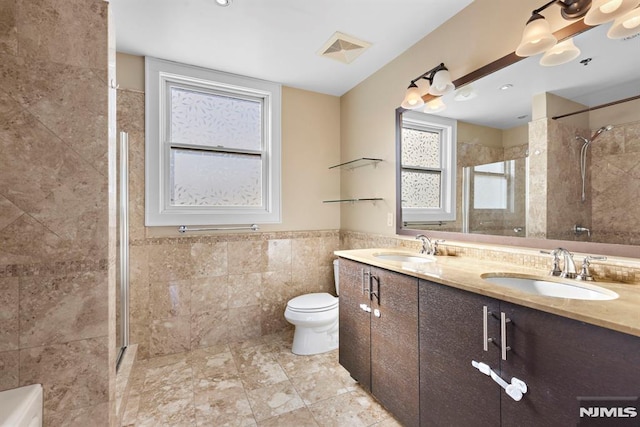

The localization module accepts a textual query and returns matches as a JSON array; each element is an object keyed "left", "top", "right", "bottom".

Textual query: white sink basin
[
  {"left": 482, "top": 274, "right": 618, "bottom": 301},
  {"left": 373, "top": 252, "right": 435, "bottom": 263}
]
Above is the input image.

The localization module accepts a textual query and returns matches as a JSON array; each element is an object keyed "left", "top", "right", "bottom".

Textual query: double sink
[{"left": 372, "top": 251, "right": 619, "bottom": 301}]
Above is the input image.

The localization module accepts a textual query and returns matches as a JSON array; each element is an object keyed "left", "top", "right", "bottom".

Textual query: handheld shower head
[
  {"left": 575, "top": 135, "right": 589, "bottom": 144},
  {"left": 591, "top": 125, "right": 613, "bottom": 142}
]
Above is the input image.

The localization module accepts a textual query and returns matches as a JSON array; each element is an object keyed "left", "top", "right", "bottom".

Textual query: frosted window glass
[
  {"left": 401, "top": 128, "right": 440, "bottom": 168},
  {"left": 170, "top": 148, "right": 262, "bottom": 206},
  {"left": 170, "top": 87, "right": 262, "bottom": 151},
  {"left": 401, "top": 171, "right": 441, "bottom": 208},
  {"left": 474, "top": 175, "right": 507, "bottom": 209}
]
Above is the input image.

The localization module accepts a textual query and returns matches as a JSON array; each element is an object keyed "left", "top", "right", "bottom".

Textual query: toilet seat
[{"left": 286, "top": 292, "right": 338, "bottom": 313}]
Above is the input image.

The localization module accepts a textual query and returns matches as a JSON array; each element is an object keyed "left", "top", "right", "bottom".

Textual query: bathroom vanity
[{"left": 336, "top": 249, "right": 640, "bottom": 427}]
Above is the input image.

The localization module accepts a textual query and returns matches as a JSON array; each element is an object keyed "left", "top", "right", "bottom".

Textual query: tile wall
[
  {"left": 0, "top": 0, "right": 112, "bottom": 425},
  {"left": 591, "top": 120, "right": 640, "bottom": 245}
]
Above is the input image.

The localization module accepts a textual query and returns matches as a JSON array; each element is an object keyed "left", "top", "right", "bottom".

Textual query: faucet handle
[
  {"left": 540, "top": 250, "right": 562, "bottom": 276},
  {"left": 576, "top": 256, "right": 607, "bottom": 281},
  {"left": 432, "top": 239, "right": 445, "bottom": 256}
]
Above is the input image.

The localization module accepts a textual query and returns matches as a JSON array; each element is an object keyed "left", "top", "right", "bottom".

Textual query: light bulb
[
  {"left": 607, "top": 6, "right": 640, "bottom": 38},
  {"left": 599, "top": 0, "right": 623, "bottom": 13},
  {"left": 624, "top": 14, "right": 640, "bottom": 28}
]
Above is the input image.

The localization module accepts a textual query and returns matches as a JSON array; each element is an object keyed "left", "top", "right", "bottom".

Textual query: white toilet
[{"left": 284, "top": 259, "right": 339, "bottom": 355}]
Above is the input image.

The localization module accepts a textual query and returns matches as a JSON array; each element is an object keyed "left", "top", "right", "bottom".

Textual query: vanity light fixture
[
  {"left": 424, "top": 97, "right": 447, "bottom": 113},
  {"left": 516, "top": 0, "right": 640, "bottom": 61},
  {"left": 540, "top": 38, "right": 581, "bottom": 65},
  {"left": 400, "top": 63, "right": 455, "bottom": 109},
  {"left": 584, "top": 0, "right": 640, "bottom": 24},
  {"left": 516, "top": 0, "right": 592, "bottom": 57},
  {"left": 607, "top": 6, "right": 640, "bottom": 37}
]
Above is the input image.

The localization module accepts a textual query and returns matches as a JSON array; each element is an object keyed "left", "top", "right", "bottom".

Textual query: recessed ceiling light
[
  {"left": 215, "top": 0, "right": 232, "bottom": 6},
  {"left": 499, "top": 84, "right": 514, "bottom": 91}
]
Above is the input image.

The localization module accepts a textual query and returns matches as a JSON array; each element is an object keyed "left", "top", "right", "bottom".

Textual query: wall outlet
[{"left": 387, "top": 212, "right": 393, "bottom": 227}]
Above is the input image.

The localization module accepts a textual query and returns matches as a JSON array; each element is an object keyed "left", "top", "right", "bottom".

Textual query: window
[
  {"left": 400, "top": 111, "right": 456, "bottom": 223},
  {"left": 145, "top": 57, "right": 282, "bottom": 226},
  {"left": 472, "top": 160, "right": 515, "bottom": 210}
]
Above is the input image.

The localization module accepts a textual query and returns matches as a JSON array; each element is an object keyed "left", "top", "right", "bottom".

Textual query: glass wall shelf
[
  {"left": 328, "top": 157, "right": 383, "bottom": 170},
  {"left": 322, "top": 198, "right": 383, "bottom": 204}
]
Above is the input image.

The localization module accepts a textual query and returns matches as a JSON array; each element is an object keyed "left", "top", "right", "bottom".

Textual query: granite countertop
[{"left": 335, "top": 248, "right": 640, "bottom": 338}]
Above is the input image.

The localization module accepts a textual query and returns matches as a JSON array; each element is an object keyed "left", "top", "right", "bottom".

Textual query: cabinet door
[
  {"left": 500, "top": 301, "right": 640, "bottom": 427},
  {"left": 419, "top": 280, "right": 502, "bottom": 427},
  {"left": 370, "top": 267, "right": 420, "bottom": 427},
  {"left": 338, "top": 258, "right": 371, "bottom": 390}
]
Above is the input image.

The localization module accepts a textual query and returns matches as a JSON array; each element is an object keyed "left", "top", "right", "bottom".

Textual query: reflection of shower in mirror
[{"left": 575, "top": 125, "right": 613, "bottom": 203}]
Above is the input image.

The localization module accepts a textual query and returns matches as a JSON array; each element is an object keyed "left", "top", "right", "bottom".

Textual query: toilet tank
[
  {"left": 333, "top": 259, "right": 339, "bottom": 295},
  {"left": 0, "top": 384, "right": 43, "bottom": 427}
]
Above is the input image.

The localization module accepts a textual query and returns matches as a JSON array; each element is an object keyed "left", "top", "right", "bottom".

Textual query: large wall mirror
[{"left": 396, "top": 22, "right": 640, "bottom": 257}]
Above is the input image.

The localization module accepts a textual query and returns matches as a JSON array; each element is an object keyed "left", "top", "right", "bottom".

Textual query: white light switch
[{"left": 387, "top": 212, "right": 393, "bottom": 227}]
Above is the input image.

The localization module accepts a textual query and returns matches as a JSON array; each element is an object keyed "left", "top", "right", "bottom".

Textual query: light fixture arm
[
  {"left": 529, "top": 0, "right": 592, "bottom": 21},
  {"left": 409, "top": 63, "right": 448, "bottom": 86}
]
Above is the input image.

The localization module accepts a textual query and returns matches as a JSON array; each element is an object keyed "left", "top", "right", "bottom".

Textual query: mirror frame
[{"left": 396, "top": 20, "right": 640, "bottom": 259}]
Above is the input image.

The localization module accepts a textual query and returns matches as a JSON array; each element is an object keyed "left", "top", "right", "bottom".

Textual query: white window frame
[
  {"left": 145, "top": 57, "right": 281, "bottom": 226},
  {"left": 400, "top": 111, "right": 457, "bottom": 223}
]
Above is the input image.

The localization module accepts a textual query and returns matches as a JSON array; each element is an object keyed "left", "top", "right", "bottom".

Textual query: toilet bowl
[{"left": 284, "top": 259, "right": 339, "bottom": 355}]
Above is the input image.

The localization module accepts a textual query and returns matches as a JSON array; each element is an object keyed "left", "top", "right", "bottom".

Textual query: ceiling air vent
[{"left": 318, "top": 32, "right": 371, "bottom": 64}]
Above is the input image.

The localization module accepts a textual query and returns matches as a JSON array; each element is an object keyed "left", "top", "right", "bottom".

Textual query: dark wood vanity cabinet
[
  {"left": 340, "top": 261, "right": 639, "bottom": 426},
  {"left": 339, "top": 259, "right": 420, "bottom": 427},
  {"left": 420, "top": 279, "right": 640, "bottom": 427},
  {"left": 499, "top": 301, "right": 640, "bottom": 427},
  {"left": 338, "top": 258, "right": 372, "bottom": 390},
  {"left": 419, "top": 280, "right": 501, "bottom": 427}
]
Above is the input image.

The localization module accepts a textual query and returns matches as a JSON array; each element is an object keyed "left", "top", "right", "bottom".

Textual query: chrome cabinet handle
[
  {"left": 370, "top": 275, "right": 380, "bottom": 303},
  {"left": 483, "top": 306, "right": 494, "bottom": 351},
  {"left": 501, "top": 312, "right": 512, "bottom": 360},
  {"left": 361, "top": 269, "right": 370, "bottom": 296}
]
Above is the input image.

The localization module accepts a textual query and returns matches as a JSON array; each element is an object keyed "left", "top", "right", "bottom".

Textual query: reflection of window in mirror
[
  {"left": 400, "top": 111, "right": 457, "bottom": 223},
  {"left": 472, "top": 161, "right": 515, "bottom": 210}
]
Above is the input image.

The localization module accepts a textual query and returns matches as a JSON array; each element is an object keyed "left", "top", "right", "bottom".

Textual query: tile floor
[{"left": 121, "top": 330, "right": 402, "bottom": 426}]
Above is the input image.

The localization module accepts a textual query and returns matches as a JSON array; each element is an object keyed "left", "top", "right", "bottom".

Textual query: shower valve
[{"left": 573, "top": 224, "right": 591, "bottom": 237}]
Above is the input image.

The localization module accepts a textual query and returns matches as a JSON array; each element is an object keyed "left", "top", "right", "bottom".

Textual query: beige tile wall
[
  {"left": 0, "top": 0, "right": 112, "bottom": 425},
  {"left": 129, "top": 232, "right": 339, "bottom": 360},
  {"left": 592, "top": 120, "right": 640, "bottom": 245}
]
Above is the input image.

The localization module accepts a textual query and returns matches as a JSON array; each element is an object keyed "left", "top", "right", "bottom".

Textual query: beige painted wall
[
  {"left": 503, "top": 124, "right": 529, "bottom": 148},
  {"left": 116, "top": 53, "right": 341, "bottom": 235},
  {"left": 339, "top": 0, "right": 571, "bottom": 235}
]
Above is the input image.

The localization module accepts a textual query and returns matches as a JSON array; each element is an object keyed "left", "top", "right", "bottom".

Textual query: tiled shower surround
[{"left": 0, "top": 0, "right": 112, "bottom": 425}]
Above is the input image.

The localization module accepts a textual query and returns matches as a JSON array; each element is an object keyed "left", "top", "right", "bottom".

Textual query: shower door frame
[{"left": 116, "top": 131, "right": 130, "bottom": 370}]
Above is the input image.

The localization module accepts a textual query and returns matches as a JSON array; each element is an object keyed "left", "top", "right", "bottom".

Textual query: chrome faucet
[
  {"left": 416, "top": 234, "right": 433, "bottom": 255},
  {"left": 555, "top": 248, "right": 577, "bottom": 279}
]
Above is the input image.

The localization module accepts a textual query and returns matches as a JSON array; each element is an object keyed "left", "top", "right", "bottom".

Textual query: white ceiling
[{"left": 109, "top": 0, "right": 474, "bottom": 96}]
